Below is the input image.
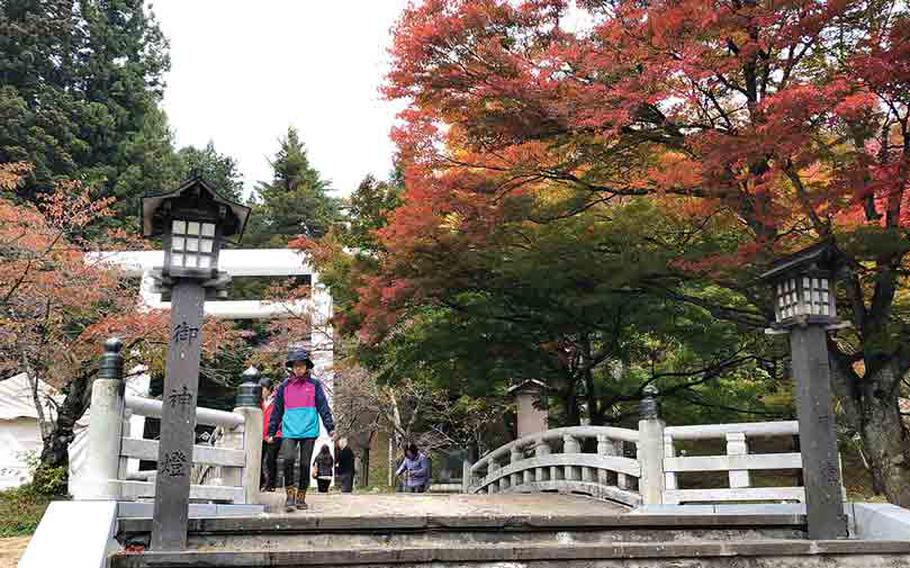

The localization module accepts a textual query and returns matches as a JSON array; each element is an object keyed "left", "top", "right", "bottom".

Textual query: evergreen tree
[
  {"left": 175, "top": 142, "right": 244, "bottom": 202},
  {"left": 246, "top": 127, "right": 340, "bottom": 246},
  {"left": 343, "top": 173, "right": 403, "bottom": 251},
  {"left": 0, "top": 0, "right": 171, "bottom": 223}
]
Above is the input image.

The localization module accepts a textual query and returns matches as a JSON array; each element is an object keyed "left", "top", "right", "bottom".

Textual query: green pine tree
[
  {"left": 175, "top": 142, "right": 245, "bottom": 202},
  {"left": 0, "top": 0, "right": 172, "bottom": 224},
  {"left": 245, "top": 127, "right": 340, "bottom": 246}
]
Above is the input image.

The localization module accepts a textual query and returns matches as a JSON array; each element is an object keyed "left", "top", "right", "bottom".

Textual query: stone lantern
[
  {"left": 140, "top": 174, "right": 250, "bottom": 550},
  {"left": 760, "top": 240, "right": 847, "bottom": 539}
]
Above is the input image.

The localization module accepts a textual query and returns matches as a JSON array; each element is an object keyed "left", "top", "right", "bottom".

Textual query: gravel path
[
  {"left": 262, "top": 492, "right": 628, "bottom": 518},
  {"left": 0, "top": 536, "right": 30, "bottom": 568}
]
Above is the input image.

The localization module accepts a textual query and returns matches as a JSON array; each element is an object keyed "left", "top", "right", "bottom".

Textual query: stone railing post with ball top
[
  {"left": 637, "top": 385, "right": 665, "bottom": 506},
  {"left": 77, "top": 337, "right": 126, "bottom": 500},
  {"left": 233, "top": 366, "right": 263, "bottom": 505}
]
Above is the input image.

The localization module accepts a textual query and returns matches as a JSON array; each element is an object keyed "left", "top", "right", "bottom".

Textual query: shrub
[{"left": 0, "top": 485, "right": 54, "bottom": 537}]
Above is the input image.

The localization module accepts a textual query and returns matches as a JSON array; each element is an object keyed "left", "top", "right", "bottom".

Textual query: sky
[{"left": 154, "top": 1, "right": 411, "bottom": 199}]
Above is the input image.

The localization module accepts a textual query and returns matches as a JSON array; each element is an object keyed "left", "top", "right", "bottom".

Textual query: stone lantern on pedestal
[
  {"left": 760, "top": 240, "right": 848, "bottom": 540},
  {"left": 140, "top": 174, "right": 250, "bottom": 550}
]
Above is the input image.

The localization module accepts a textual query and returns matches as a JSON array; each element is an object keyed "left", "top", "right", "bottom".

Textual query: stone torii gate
[{"left": 88, "top": 247, "right": 335, "bottom": 440}]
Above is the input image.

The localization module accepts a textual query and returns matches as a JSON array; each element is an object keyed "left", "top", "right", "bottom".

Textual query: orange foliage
[{"left": 0, "top": 163, "right": 240, "bottom": 384}]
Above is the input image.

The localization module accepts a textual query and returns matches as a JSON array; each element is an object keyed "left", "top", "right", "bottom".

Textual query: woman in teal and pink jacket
[{"left": 266, "top": 347, "right": 335, "bottom": 512}]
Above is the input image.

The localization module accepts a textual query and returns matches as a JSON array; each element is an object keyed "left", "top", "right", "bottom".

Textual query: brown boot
[
  {"left": 284, "top": 487, "right": 297, "bottom": 513},
  {"left": 296, "top": 489, "right": 309, "bottom": 510}
]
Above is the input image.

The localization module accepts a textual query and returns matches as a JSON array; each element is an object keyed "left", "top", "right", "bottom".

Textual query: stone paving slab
[
  {"left": 270, "top": 493, "right": 628, "bottom": 518},
  {"left": 117, "top": 494, "right": 807, "bottom": 536}
]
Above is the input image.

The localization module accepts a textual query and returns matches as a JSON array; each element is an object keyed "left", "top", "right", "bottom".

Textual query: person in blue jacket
[
  {"left": 267, "top": 347, "right": 335, "bottom": 512},
  {"left": 395, "top": 443, "right": 431, "bottom": 493}
]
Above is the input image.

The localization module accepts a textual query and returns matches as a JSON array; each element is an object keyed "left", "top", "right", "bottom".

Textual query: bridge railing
[
  {"left": 662, "top": 421, "right": 804, "bottom": 505},
  {"left": 70, "top": 339, "right": 262, "bottom": 505},
  {"left": 466, "top": 389, "right": 818, "bottom": 507},
  {"left": 466, "top": 425, "right": 643, "bottom": 507}
]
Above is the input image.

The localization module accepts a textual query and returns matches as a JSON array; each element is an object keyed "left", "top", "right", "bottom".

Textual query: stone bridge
[{"left": 465, "top": 393, "right": 806, "bottom": 508}]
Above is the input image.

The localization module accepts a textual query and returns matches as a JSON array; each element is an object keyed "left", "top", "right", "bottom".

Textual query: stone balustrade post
[
  {"left": 563, "top": 434, "right": 580, "bottom": 481},
  {"left": 510, "top": 446, "right": 523, "bottom": 488},
  {"left": 77, "top": 338, "right": 125, "bottom": 500},
  {"left": 462, "top": 458, "right": 473, "bottom": 493},
  {"left": 726, "top": 432, "right": 750, "bottom": 489},
  {"left": 613, "top": 440, "right": 629, "bottom": 489},
  {"left": 596, "top": 434, "right": 611, "bottom": 487},
  {"left": 534, "top": 439, "right": 550, "bottom": 482},
  {"left": 637, "top": 385, "right": 665, "bottom": 506},
  {"left": 233, "top": 372, "right": 263, "bottom": 505},
  {"left": 118, "top": 407, "right": 133, "bottom": 481},
  {"left": 663, "top": 431, "right": 678, "bottom": 491},
  {"left": 489, "top": 461, "right": 501, "bottom": 494}
]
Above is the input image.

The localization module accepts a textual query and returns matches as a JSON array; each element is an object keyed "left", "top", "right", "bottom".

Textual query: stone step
[
  {"left": 117, "top": 512, "right": 808, "bottom": 535},
  {"left": 181, "top": 526, "right": 806, "bottom": 550},
  {"left": 110, "top": 539, "right": 910, "bottom": 567},
  {"left": 114, "top": 512, "right": 815, "bottom": 564},
  {"left": 118, "top": 512, "right": 809, "bottom": 552}
]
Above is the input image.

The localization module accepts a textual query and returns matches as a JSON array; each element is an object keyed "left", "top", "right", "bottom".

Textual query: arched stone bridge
[
  {"left": 465, "top": 417, "right": 809, "bottom": 508},
  {"left": 466, "top": 426, "right": 643, "bottom": 507}
]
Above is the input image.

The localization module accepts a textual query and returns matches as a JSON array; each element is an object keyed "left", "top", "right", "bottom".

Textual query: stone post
[
  {"left": 637, "top": 385, "right": 665, "bottom": 506},
  {"left": 510, "top": 446, "right": 523, "bottom": 488},
  {"left": 596, "top": 434, "right": 611, "bottom": 487},
  {"left": 614, "top": 440, "right": 629, "bottom": 489},
  {"left": 488, "top": 461, "right": 501, "bottom": 494},
  {"left": 233, "top": 374, "right": 263, "bottom": 505},
  {"left": 462, "top": 458, "right": 473, "bottom": 494},
  {"left": 790, "top": 325, "right": 848, "bottom": 539},
  {"left": 152, "top": 281, "right": 206, "bottom": 551},
  {"left": 509, "top": 380, "right": 548, "bottom": 438},
  {"left": 78, "top": 338, "right": 125, "bottom": 500},
  {"left": 534, "top": 440, "right": 551, "bottom": 482},
  {"left": 726, "top": 432, "right": 750, "bottom": 489},
  {"left": 563, "top": 434, "right": 580, "bottom": 481}
]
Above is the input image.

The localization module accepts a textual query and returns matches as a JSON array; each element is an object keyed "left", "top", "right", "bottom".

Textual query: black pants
[
  {"left": 261, "top": 439, "right": 280, "bottom": 489},
  {"left": 280, "top": 437, "right": 316, "bottom": 490},
  {"left": 316, "top": 478, "right": 331, "bottom": 493},
  {"left": 336, "top": 473, "right": 354, "bottom": 493}
]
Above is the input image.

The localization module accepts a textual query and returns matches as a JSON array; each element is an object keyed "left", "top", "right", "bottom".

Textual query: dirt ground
[{"left": 0, "top": 536, "right": 29, "bottom": 568}]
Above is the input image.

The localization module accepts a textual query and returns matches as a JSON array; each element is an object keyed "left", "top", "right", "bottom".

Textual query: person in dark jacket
[
  {"left": 260, "top": 377, "right": 281, "bottom": 492},
  {"left": 313, "top": 445, "right": 334, "bottom": 493},
  {"left": 334, "top": 437, "right": 355, "bottom": 493},
  {"left": 267, "top": 347, "right": 335, "bottom": 512}
]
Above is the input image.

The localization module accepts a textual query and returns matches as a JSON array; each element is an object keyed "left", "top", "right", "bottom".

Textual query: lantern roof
[
  {"left": 759, "top": 240, "right": 840, "bottom": 282},
  {"left": 140, "top": 175, "right": 251, "bottom": 242},
  {"left": 508, "top": 379, "right": 548, "bottom": 395}
]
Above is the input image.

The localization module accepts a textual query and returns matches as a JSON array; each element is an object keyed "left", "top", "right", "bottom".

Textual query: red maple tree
[{"left": 377, "top": 1, "right": 910, "bottom": 504}]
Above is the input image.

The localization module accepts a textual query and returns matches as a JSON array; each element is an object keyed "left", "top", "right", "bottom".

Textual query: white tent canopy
[
  {"left": 0, "top": 374, "right": 59, "bottom": 490},
  {"left": 0, "top": 369, "right": 150, "bottom": 491}
]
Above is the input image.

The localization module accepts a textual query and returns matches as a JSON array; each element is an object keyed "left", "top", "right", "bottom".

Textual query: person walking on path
[
  {"left": 267, "top": 347, "right": 335, "bottom": 512},
  {"left": 260, "top": 377, "right": 281, "bottom": 492},
  {"left": 334, "top": 437, "right": 355, "bottom": 493},
  {"left": 313, "top": 445, "right": 334, "bottom": 493},
  {"left": 395, "top": 443, "right": 430, "bottom": 493}
]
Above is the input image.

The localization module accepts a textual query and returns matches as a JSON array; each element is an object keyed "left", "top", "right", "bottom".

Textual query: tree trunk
[
  {"left": 39, "top": 373, "right": 90, "bottom": 472},
  {"left": 21, "top": 352, "right": 52, "bottom": 440},
  {"left": 566, "top": 390, "right": 580, "bottom": 425},
  {"left": 858, "top": 366, "right": 910, "bottom": 506},
  {"left": 360, "top": 446, "right": 370, "bottom": 488}
]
